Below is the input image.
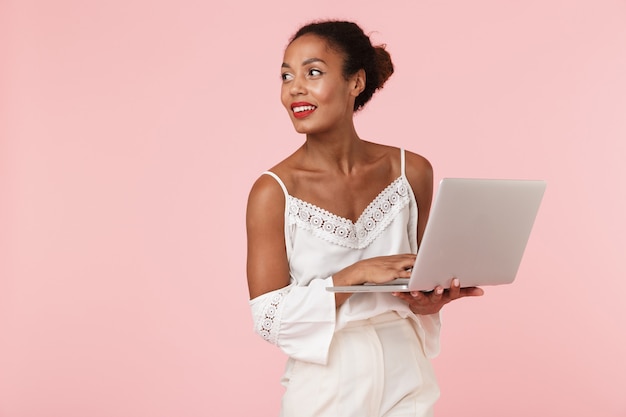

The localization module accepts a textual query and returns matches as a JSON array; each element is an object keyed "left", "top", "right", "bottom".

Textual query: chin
[
  {"left": 291, "top": 121, "right": 311, "bottom": 135},
  {"left": 291, "top": 123, "right": 307, "bottom": 134},
  {"left": 291, "top": 121, "right": 329, "bottom": 135}
]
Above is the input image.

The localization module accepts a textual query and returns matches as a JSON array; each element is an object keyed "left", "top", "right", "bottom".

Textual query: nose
[{"left": 289, "top": 75, "right": 306, "bottom": 96}]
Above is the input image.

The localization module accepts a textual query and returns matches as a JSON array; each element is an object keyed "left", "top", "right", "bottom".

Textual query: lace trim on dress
[
  {"left": 257, "top": 288, "right": 288, "bottom": 345},
  {"left": 288, "top": 177, "right": 411, "bottom": 249}
]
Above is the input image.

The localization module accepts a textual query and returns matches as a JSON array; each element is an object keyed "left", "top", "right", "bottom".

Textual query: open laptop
[{"left": 327, "top": 178, "right": 546, "bottom": 293}]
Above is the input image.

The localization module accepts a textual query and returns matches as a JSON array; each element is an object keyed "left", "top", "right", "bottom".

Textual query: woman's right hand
[
  {"left": 330, "top": 254, "right": 417, "bottom": 308},
  {"left": 332, "top": 254, "right": 417, "bottom": 287}
]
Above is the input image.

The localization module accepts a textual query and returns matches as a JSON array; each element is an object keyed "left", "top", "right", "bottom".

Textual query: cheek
[
  {"left": 280, "top": 87, "right": 291, "bottom": 110},
  {"left": 316, "top": 81, "right": 348, "bottom": 107}
]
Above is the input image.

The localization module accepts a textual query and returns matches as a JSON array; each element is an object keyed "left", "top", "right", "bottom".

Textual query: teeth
[{"left": 293, "top": 105, "right": 316, "bottom": 113}]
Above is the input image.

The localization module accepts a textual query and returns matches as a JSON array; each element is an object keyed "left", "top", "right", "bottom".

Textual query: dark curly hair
[{"left": 290, "top": 20, "right": 394, "bottom": 112}]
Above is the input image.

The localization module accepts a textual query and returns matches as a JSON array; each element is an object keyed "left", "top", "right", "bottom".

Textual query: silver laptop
[{"left": 327, "top": 178, "right": 546, "bottom": 293}]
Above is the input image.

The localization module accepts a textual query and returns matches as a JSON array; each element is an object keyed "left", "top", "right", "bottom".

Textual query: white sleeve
[{"left": 249, "top": 276, "right": 336, "bottom": 365}]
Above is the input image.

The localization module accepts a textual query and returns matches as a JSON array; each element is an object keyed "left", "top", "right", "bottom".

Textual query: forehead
[{"left": 283, "top": 33, "right": 345, "bottom": 65}]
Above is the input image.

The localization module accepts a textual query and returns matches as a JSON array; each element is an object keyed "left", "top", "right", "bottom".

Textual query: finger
[
  {"left": 460, "top": 287, "right": 485, "bottom": 297},
  {"left": 392, "top": 291, "right": 409, "bottom": 300},
  {"left": 410, "top": 291, "right": 428, "bottom": 303},
  {"left": 448, "top": 278, "right": 461, "bottom": 300},
  {"left": 397, "top": 254, "right": 417, "bottom": 270},
  {"left": 395, "top": 267, "right": 413, "bottom": 279},
  {"left": 429, "top": 286, "right": 444, "bottom": 303},
  {"left": 405, "top": 291, "right": 432, "bottom": 308}
]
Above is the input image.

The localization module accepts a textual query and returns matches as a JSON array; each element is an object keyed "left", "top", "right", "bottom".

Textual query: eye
[
  {"left": 281, "top": 72, "right": 293, "bottom": 82},
  {"left": 308, "top": 68, "right": 323, "bottom": 77}
]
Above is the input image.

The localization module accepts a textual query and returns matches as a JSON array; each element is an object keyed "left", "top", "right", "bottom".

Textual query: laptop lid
[{"left": 406, "top": 178, "right": 546, "bottom": 291}]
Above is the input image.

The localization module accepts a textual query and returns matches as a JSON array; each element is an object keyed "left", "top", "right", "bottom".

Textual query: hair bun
[{"left": 373, "top": 45, "right": 394, "bottom": 90}]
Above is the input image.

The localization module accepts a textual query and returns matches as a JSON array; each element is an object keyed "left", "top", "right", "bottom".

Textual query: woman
[{"left": 247, "top": 20, "right": 483, "bottom": 417}]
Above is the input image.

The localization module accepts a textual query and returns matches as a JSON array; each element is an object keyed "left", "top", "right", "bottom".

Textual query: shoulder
[
  {"left": 247, "top": 147, "right": 303, "bottom": 213},
  {"left": 247, "top": 173, "right": 286, "bottom": 221},
  {"left": 404, "top": 150, "right": 433, "bottom": 184},
  {"left": 404, "top": 149, "right": 434, "bottom": 206}
]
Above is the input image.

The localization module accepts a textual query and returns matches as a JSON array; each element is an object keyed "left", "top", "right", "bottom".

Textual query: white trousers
[{"left": 280, "top": 312, "right": 440, "bottom": 417}]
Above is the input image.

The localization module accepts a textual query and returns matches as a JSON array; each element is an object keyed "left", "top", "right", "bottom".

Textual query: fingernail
[
  {"left": 453, "top": 278, "right": 459, "bottom": 287},
  {"left": 436, "top": 287, "right": 444, "bottom": 295}
]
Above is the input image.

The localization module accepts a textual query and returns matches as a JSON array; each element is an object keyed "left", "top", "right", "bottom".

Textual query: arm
[
  {"left": 247, "top": 174, "right": 337, "bottom": 364},
  {"left": 246, "top": 174, "right": 290, "bottom": 300}
]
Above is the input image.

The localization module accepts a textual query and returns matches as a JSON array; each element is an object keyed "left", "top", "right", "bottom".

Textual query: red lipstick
[{"left": 291, "top": 102, "right": 317, "bottom": 119}]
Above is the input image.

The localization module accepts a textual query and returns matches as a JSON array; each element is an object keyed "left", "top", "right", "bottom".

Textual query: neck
[{"left": 303, "top": 124, "right": 365, "bottom": 175}]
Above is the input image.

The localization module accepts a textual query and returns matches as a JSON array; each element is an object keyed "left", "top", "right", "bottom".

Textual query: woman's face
[{"left": 280, "top": 34, "right": 362, "bottom": 135}]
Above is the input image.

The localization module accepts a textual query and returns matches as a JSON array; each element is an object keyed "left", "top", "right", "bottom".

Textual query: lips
[{"left": 291, "top": 102, "right": 317, "bottom": 119}]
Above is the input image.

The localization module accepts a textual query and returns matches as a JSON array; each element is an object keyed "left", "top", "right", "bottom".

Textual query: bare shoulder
[
  {"left": 246, "top": 147, "right": 302, "bottom": 212},
  {"left": 247, "top": 172, "right": 286, "bottom": 220},
  {"left": 405, "top": 150, "right": 433, "bottom": 177},
  {"left": 404, "top": 149, "right": 434, "bottom": 204}
]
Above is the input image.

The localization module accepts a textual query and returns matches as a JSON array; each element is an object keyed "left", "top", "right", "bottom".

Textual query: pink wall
[{"left": 2, "top": 0, "right": 625, "bottom": 416}]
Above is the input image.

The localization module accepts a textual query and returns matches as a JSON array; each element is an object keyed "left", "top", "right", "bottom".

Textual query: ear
[{"left": 350, "top": 69, "right": 366, "bottom": 97}]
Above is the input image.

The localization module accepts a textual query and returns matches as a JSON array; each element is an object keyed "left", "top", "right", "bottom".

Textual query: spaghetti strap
[
  {"left": 262, "top": 171, "right": 292, "bottom": 259},
  {"left": 400, "top": 148, "right": 406, "bottom": 177},
  {"left": 263, "top": 171, "right": 289, "bottom": 199}
]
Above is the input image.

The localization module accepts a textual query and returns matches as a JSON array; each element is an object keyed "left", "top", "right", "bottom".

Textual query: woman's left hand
[{"left": 392, "top": 278, "right": 484, "bottom": 315}]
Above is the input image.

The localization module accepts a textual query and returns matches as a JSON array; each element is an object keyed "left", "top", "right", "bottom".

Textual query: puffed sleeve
[{"left": 249, "top": 276, "right": 336, "bottom": 365}]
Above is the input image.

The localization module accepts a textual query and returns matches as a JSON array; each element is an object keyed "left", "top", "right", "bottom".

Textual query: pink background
[{"left": 2, "top": 1, "right": 625, "bottom": 416}]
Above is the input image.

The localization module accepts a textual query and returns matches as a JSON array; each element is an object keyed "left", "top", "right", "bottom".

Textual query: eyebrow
[{"left": 281, "top": 58, "right": 327, "bottom": 68}]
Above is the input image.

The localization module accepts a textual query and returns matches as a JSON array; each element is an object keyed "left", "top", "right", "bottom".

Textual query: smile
[
  {"left": 291, "top": 103, "right": 317, "bottom": 119},
  {"left": 293, "top": 105, "right": 316, "bottom": 113}
]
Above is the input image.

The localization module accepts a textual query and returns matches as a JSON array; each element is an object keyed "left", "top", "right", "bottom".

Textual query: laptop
[{"left": 327, "top": 178, "right": 546, "bottom": 293}]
